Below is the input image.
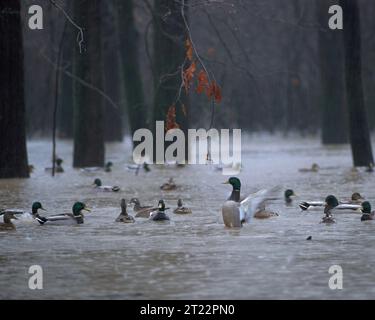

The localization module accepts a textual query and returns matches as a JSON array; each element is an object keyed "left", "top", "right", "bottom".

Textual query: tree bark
[
  {"left": 0, "top": 0, "right": 29, "bottom": 178},
  {"left": 318, "top": 0, "right": 348, "bottom": 144},
  {"left": 340, "top": 0, "right": 374, "bottom": 166},
  {"left": 152, "top": 0, "right": 189, "bottom": 158},
  {"left": 73, "top": 0, "right": 105, "bottom": 168},
  {"left": 115, "top": 0, "right": 146, "bottom": 143}
]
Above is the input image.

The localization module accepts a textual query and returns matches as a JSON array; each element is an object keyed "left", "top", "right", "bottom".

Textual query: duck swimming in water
[
  {"left": 0, "top": 202, "right": 47, "bottom": 224},
  {"left": 173, "top": 199, "right": 192, "bottom": 214},
  {"left": 93, "top": 178, "right": 120, "bottom": 192},
  {"left": 160, "top": 178, "right": 177, "bottom": 191},
  {"left": 45, "top": 158, "right": 64, "bottom": 173},
  {"left": 0, "top": 212, "right": 18, "bottom": 231},
  {"left": 360, "top": 201, "right": 374, "bottom": 221},
  {"left": 299, "top": 163, "right": 320, "bottom": 173},
  {"left": 115, "top": 199, "right": 135, "bottom": 223},
  {"left": 129, "top": 198, "right": 156, "bottom": 218},
  {"left": 222, "top": 177, "right": 280, "bottom": 227},
  {"left": 284, "top": 189, "right": 296, "bottom": 204},
  {"left": 321, "top": 195, "right": 339, "bottom": 224},
  {"left": 150, "top": 200, "right": 170, "bottom": 221},
  {"left": 38, "top": 202, "right": 91, "bottom": 225},
  {"left": 299, "top": 193, "right": 362, "bottom": 212}
]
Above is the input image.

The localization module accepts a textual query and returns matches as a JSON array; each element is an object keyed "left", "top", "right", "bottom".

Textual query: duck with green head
[
  {"left": 284, "top": 189, "right": 296, "bottom": 204},
  {"left": 0, "top": 202, "right": 47, "bottom": 224},
  {"left": 38, "top": 202, "right": 91, "bottom": 225},
  {"left": 222, "top": 177, "right": 279, "bottom": 227},
  {"left": 223, "top": 177, "right": 241, "bottom": 202},
  {"left": 150, "top": 200, "right": 170, "bottom": 221},
  {"left": 360, "top": 201, "right": 374, "bottom": 221},
  {"left": 115, "top": 199, "right": 135, "bottom": 223},
  {"left": 93, "top": 178, "right": 120, "bottom": 192},
  {"left": 105, "top": 161, "right": 113, "bottom": 173},
  {"left": 0, "top": 212, "right": 18, "bottom": 231},
  {"left": 321, "top": 195, "right": 339, "bottom": 224}
]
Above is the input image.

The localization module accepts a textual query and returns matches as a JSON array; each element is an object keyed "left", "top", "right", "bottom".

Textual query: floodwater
[{"left": 0, "top": 135, "right": 374, "bottom": 299}]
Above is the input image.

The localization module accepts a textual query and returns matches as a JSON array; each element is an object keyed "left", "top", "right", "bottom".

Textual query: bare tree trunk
[
  {"left": 102, "top": 1, "right": 123, "bottom": 142},
  {"left": 115, "top": 0, "right": 146, "bottom": 143},
  {"left": 340, "top": 0, "right": 374, "bottom": 166},
  {"left": 152, "top": 0, "right": 189, "bottom": 157},
  {"left": 0, "top": 0, "right": 29, "bottom": 178},
  {"left": 73, "top": 0, "right": 105, "bottom": 168},
  {"left": 318, "top": 0, "right": 348, "bottom": 144}
]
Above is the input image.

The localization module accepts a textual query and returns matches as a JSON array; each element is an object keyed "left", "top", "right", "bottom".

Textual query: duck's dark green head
[
  {"left": 361, "top": 201, "right": 371, "bottom": 214},
  {"left": 325, "top": 195, "right": 339, "bottom": 208},
  {"left": 72, "top": 202, "right": 91, "bottom": 216},
  {"left": 223, "top": 177, "right": 241, "bottom": 191},
  {"left": 106, "top": 161, "right": 113, "bottom": 167},
  {"left": 158, "top": 200, "right": 166, "bottom": 211},
  {"left": 32, "top": 202, "right": 45, "bottom": 214},
  {"left": 93, "top": 178, "right": 102, "bottom": 187},
  {"left": 56, "top": 158, "right": 63, "bottom": 166},
  {"left": 284, "top": 189, "right": 295, "bottom": 199},
  {"left": 351, "top": 192, "right": 364, "bottom": 201}
]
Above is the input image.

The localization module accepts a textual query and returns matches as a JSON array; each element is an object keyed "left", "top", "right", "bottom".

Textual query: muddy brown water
[{"left": 0, "top": 136, "right": 374, "bottom": 299}]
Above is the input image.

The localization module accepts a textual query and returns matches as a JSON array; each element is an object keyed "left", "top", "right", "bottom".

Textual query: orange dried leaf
[
  {"left": 183, "top": 61, "right": 196, "bottom": 93},
  {"left": 186, "top": 38, "right": 193, "bottom": 61},
  {"left": 196, "top": 70, "right": 209, "bottom": 94},
  {"left": 206, "top": 81, "right": 222, "bottom": 104},
  {"left": 165, "top": 105, "right": 180, "bottom": 132}
]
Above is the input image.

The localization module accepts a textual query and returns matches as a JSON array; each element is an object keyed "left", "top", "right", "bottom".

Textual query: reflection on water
[{"left": 1, "top": 135, "right": 374, "bottom": 299}]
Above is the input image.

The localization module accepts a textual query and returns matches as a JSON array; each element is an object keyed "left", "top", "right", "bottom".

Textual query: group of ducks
[
  {"left": 0, "top": 197, "right": 192, "bottom": 230},
  {"left": 1, "top": 172, "right": 374, "bottom": 231},
  {"left": 221, "top": 177, "right": 374, "bottom": 228}
]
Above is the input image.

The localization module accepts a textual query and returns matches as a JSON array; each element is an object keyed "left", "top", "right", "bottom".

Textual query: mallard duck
[
  {"left": 129, "top": 198, "right": 156, "bottom": 218},
  {"left": 104, "top": 161, "right": 113, "bottom": 172},
  {"left": 173, "top": 199, "right": 192, "bottom": 214},
  {"left": 320, "top": 195, "right": 339, "bottom": 224},
  {"left": 222, "top": 177, "right": 241, "bottom": 201},
  {"left": 0, "top": 202, "right": 47, "bottom": 224},
  {"left": 360, "top": 201, "right": 374, "bottom": 221},
  {"left": 366, "top": 163, "right": 374, "bottom": 172},
  {"left": 93, "top": 178, "right": 120, "bottom": 192},
  {"left": 160, "top": 178, "right": 177, "bottom": 191},
  {"left": 284, "top": 189, "right": 297, "bottom": 204},
  {"left": 222, "top": 177, "right": 279, "bottom": 227},
  {"left": 341, "top": 192, "right": 364, "bottom": 204},
  {"left": 222, "top": 188, "right": 277, "bottom": 227},
  {"left": 38, "top": 202, "right": 91, "bottom": 225},
  {"left": 0, "top": 212, "right": 18, "bottom": 231},
  {"left": 299, "top": 163, "right": 320, "bottom": 173},
  {"left": 150, "top": 200, "right": 170, "bottom": 221},
  {"left": 81, "top": 161, "right": 113, "bottom": 173},
  {"left": 45, "top": 158, "right": 64, "bottom": 173},
  {"left": 115, "top": 199, "right": 135, "bottom": 223}
]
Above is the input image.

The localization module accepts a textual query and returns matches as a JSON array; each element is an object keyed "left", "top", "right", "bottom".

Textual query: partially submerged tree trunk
[
  {"left": 73, "top": 0, "right": 105, "bottom": 167},
  {"left": 318, "top": 0, "right": 348, "bottom": 144},
  {"left": 340, "top": 0, "right": 374, "bottom": 166},
  {"left": 0, "top": 0, "right": 29, "bottom": 178},
  {"left": 152, "top": 0, "right": 189, "bottom": 159},
  {"left": 115, "top": 0, "right": 146, "bottom": 143}
]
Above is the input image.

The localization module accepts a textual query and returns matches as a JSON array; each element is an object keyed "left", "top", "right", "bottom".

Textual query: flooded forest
[{"left": 0, "top": 0, "right": 375, "bottom": 300}]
